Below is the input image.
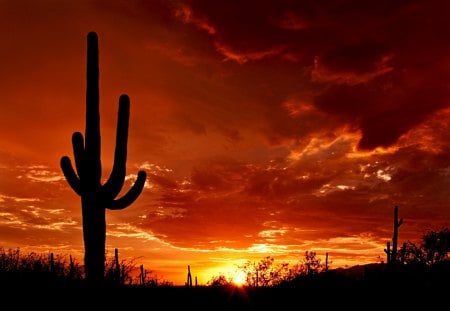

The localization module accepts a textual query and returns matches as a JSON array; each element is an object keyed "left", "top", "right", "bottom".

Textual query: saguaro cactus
[
  {"left": 114, "top": 248, "right": 121, "bottom": 283},
  {"left": 186, "top": 265, "right": 192, "bottom": 287},
  {"left": 391, "top": 206, "right": 403, "bottom": 263},
  {"left": 139, "top": 264, "right": 146, "bottom": 285},
  {"left": 384, "top": 206, "right": 403, "bottom": 265},
  {"left": 384, "top": 241, "right": 391, "bottom": 264},
  {"left": 60, "top": 32, "right": 146, "bottom": 283}
]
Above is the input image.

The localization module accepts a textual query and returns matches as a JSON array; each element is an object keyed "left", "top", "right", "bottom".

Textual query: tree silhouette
[
  {"left": 240, "top": 256, "right": 290, "bottom": 287},
  {"left": 402, "top": 241, "right": 426, "bottom": 264},
  {"left": 207, "top": 274, "right": 233, "bottom": 287},
  {"left": 302, "top": 251, "right": 324, "bottom": 275},
  {"left": 403, "top": 227, "right": 450, "bottom": 265},
  {"left": 60, "top": 32, "right": 147, "bottom": 284},
  {"left": 422, "top": 227, "right": 450, "bottom": 264}
]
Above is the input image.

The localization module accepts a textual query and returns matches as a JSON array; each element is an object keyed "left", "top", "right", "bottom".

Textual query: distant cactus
[
  {"left": 140, "top": 264, "right": 146, "bottom": 285},
  {"left": 391, "top": 206, "right": 403, "bottom": 264},
  {"left": 384, "top": 206, "right": 403, "bottom": 265},
  {"left": 114, "top": 248, "right": 121, "bottom": 283},
  {"left": 384, "top": 241, "right": 391, "bottom": 264},
  {"left": 60, "top": 32, "right": 146, "bottom": 283},
  {"left": 49, "top": 252, "right": 54, "bottom": 273},
  {"left": 186, "top": 265, "right": 192, "bottom": 287}
]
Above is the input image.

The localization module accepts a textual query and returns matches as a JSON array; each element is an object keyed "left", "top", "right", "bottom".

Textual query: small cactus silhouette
[
  {"left": 384, "top": 241, "right": 391, "bottom": 264},
  {"left": 139, "top": 264, "right": 146, "bottom": 285},
  {"left": 186, "top": 265, "right": 192, "bottom": 287},
  {"left": 60, "top": 32, "right": 146, "bottom": 283}
]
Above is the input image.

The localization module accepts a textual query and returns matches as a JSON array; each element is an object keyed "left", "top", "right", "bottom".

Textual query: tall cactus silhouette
[
  {"left": 391, "top": 205, "right": 403, "bottom": 263},
  {"left": 60, "top": 32, "right": 147, "bottom": 283},
  {"left": 384, "top": 206, "right": 403, "bottom": 265}
]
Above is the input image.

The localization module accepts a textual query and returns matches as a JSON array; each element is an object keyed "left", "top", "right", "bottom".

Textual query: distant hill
[{"left": 332, "top": 262, "right": 383, "bottom": 278}]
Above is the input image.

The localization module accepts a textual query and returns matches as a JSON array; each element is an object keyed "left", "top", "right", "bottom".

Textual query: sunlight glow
[{"left": 232, "top": 270, "right": 246, "bottom": 286}]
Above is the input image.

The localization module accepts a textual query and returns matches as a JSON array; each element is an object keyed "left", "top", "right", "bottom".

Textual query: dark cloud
[
  {"left": 190, "top": 157, "right": 249, "bottom": 191},
  {"left": 149, "top": 173, "right": 178, "bottom": 189},
  {"left": 176, "top": 0, "right": 450, "bottom": 150}
]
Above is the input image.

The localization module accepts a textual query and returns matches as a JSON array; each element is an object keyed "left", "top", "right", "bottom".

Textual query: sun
[{"left": 232, "top": 271, "right": 246, "bottom": 287}]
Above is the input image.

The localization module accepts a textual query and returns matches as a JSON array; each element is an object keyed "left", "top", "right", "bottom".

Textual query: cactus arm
[
  {"left": 85, "top": 31, "right": 101, "bottom": 183},
  {"left": 60, "top": 156, "right": 82, "bottom": 195},
  {"left": 102, "top": 95, "right": 129, "bottom": 200},
  {"left": 107, "top": 171, "right": 147, "bottom": 210},
  {"left": 398, "top": 218, "right": 403, "bottom": 226},
  {"left": 72, "top": 132, "right": 85, "bottom": 179}
]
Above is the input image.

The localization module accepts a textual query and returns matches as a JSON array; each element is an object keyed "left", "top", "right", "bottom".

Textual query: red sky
[{"left": 0, "top": 0, "right": 449, "bottom": 285}]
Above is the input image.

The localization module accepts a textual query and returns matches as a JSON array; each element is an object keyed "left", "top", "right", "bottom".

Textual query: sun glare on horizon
[{"left": 232, "top": 270, "right": 246, "bottom": 287}]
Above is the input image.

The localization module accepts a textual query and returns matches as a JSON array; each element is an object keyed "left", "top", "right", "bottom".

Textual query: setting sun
[{"left": 232, "top": 271, "right": 247, "bottom": 287}]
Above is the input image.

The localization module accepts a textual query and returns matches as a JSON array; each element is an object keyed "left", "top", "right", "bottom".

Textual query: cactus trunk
[
  {"left": 60, "top": 32, "right": 147, "bottom": 284},
  {"left": 82, "top": 197, "right": 106, "bottom": 282}
]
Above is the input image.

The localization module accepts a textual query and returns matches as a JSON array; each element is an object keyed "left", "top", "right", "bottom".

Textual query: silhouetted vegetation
[
  {"left": 0, "top": 239, "right": 448, "bottom": 308},
  {"left": 1, "top": 218, "right": 448, "bottom": 294},
  {"left": 104, "top": 248, "right": 135, "bottom": 286},
  {"left": 209, "top": 251, "right": 329, "bottom": 288},
  {"left": 0, "top": 247, "right": 83, "bottom": 287},
  {"left": 402, "top": 227, "right": 450, "bottom": 265}
]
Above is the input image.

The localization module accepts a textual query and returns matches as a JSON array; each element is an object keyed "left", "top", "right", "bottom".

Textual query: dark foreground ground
[
  {"left": 1, "top": 263, "right": 449, "bottom": 309},
  {"left": 2, "top": 283, "right": 447, "bottom": 310}
]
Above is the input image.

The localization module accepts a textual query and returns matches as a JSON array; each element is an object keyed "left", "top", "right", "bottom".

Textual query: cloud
[
  {"left": 173, "top": 0, "right": 450, "bottom": 150},
  {"left": 24, "top": 166, "right": 66, "bottom": 183},
  {"left": 174, "top": 3, "right": 216, "bottom": 35},
  {"left": 190, "top": 157, "right": 249, "bottom": 192},
  {"left": 215, "top": 43, "right": 285, "bottom": 64},
  {"left": 0, "top": 194, "right": 41, "bottom": 203}
]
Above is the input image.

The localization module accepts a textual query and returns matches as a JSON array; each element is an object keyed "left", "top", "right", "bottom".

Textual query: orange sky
[{"left": 0, "top": 0, "right": 449, "bottom": 285}]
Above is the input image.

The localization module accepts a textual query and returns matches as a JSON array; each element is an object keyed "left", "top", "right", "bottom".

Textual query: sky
[{"left": 0, "top": 0, "right": 449, "bottom": 285}]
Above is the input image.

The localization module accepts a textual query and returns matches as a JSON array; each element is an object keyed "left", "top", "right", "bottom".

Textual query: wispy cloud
[{"left": 0, "top": 193, "right": 41, "bottom": 203}]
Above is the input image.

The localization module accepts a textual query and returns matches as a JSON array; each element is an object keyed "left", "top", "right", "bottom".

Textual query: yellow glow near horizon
[{"left": 232, "top": 270, "right": 246, "bottom": 286}]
